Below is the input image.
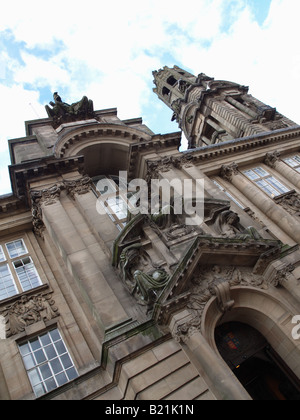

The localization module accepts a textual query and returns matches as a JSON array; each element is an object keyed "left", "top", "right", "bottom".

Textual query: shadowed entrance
[{"left": 215, "top": 322, "right": 300, "bottom": 400}]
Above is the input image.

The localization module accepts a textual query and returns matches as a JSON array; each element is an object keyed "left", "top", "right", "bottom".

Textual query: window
[
  {"left": 244, "top": 167, "right": 290, "bottom": 198},
  {"left": 93, "top": 176, "right": 134, "bottom": 231},
  {"left": 0, "top": 239, "right": 42, "bottom": 301},
  {"left": 213, "top": 180, "right": 245, "bottom": 209},
  {"left": 19, "top": 329, "right": 78, "bottom": 397},
  {"left": 283, "top": 155, "right": 300, "bottom": 173}
]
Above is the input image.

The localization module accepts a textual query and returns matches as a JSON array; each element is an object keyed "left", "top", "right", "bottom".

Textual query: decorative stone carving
[
  {"left": 264, "top": 150, "right": 281, "bottom": 168},
  {"left": 45, "top": 92, "right": 94, "bottom": 128},
  {"left": 270, "top": 264, "right": 295, "bottom": 287},
  {"left": 119, "top": 243, "right": 169, "bottom": 308},
  {"left": 274, "top": 190, "right": 300, "bottom": 216},
  {"left": 220, "top": 162, "right": 239, "bottom": 182},
  {"left": 213, "top": 209, "right": 261, "bottom": 240},
  {"left": 171, "top": 99, "right": 183, "bottom": 123},
  {"left": 173, "top": 265, "right": 269, "bottom": 342},
  {"left": 0, "top": 290, "right": 59, "bottom": 338},
  {"left": 64, "top": 176, "right": 93, "bottom": 200},
  {"left": 31, "top": 184, "right": 63, "bottom": 237}
]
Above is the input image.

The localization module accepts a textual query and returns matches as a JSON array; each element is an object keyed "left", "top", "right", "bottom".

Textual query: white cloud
[{"left": 0, "top": 0, "right": 300, "bottom": 197}]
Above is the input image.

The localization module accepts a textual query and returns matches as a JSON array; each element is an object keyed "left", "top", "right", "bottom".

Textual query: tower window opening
[
  {"left": 167, "top": 76, "right": 178, "bottom": 86},
  {"left": 162, "top": 86, "right": 170, "bottom": 97}
]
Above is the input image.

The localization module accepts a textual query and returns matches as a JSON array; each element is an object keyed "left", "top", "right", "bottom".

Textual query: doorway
[{"left": 215, "top": 322, "right": 300, "bottom": 400}]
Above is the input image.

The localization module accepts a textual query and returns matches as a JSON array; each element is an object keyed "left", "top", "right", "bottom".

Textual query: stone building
[{"left": 0, "top": 66, "right": 300, "bottom": 400}]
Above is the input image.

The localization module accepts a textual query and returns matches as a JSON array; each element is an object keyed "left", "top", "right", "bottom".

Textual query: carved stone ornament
[
  {"left": 264, "top": 150, "right": 281, "bottom": 168},
  {"left": 220, "top": 162, "right": 239, "bottom": 182},
  {"left": 119, "top": 243, "right": 170, "bottom": 309},
  {"left": 64, "top": 176, "right": 93, "bottom": 200},
  {"left": 31, "top": 184, "right": 63, "bottom": 237},
  {"left": 45, "top": 92, "right": 95, "bottom": 129},
  {"left": 274, "top": 190, "right": 300, "bottom": 217},
  {"left": 173, "top": 265, "right": 269, "bottom": 342},
  {"left": 0, "top": 290, "right": 59, "bottom": 338}
]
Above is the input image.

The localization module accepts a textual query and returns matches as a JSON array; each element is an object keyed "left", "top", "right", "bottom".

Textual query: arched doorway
[{"left": 215, "top": 322, "right": 300, "bottom": 400}]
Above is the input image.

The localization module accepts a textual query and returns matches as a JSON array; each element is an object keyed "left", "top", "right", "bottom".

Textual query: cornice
[{"left": 188, "top": 125, "right": 300, "bottom": 163}]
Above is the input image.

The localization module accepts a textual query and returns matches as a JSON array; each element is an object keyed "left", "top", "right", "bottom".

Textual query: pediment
[{"left": 153, "top": 235, "right": 294, "bottom": 326}]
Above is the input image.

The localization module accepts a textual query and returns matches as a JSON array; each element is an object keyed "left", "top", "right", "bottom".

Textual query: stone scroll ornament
[
  {"left": 119, "top": 243, "right": 170, "bottom": 308},
  {"left": 0, "top": 291, "right": 59, "bottom": 338}
]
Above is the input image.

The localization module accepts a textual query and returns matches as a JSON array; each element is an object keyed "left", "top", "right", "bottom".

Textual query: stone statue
[
  {"left": 214, "top": 210, "right": 261, "bottom": 240},
  {"left": 45, "top": 92, "right": 94, "bottom": 128}
]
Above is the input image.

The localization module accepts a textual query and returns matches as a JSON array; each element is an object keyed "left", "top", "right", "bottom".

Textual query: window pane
[
  {"left": 14, "top": 258, "right": 42, "bottom": 292},
  {"left": 0, "top": 246, "right": 6, "bottom": 263},
  {"left": 6, "top": 239, "right": 27, "bottom": 259},
  {"left": 244, "top": 169, "right": 260, "bottom": 180},
  {"left": 253, "top": 167, "right": 269, "bottom": 177},
  {"left": 284, "top": 157, "right": 298, "bottom": 168},
  {"left": 256, "top": 180, "right": 279, "bottom": 197},
  {"left": 267, "top": 177, "right": 290, "bottom": 194},
  {"left": 19, "top": 329, "right": 78, "bottom": 397},
  {"left": 0, "top": 264, "right": 18, "bottom": 300}
]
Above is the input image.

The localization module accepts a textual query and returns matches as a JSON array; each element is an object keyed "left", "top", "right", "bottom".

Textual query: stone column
[
  {"left": 31, "top": 183, "right": 128, "bottom": 331},
  {"left": 221, "top": 163, "right": 300, "bottom": 244},
  {"left": 265, "top": 151, "right": 300, "bottom": 190},
  {"left": 169, "top": 311, "right": 251, "bottom": 400}
]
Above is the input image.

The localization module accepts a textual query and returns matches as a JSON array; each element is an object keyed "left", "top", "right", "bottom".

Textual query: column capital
[
  {"left": 264, "top": 150, "right": 281, "bottom": 168},
  {"left": 64, "top": 176, "right": 93, "bottom": 200},
  {"left": 220, "top": 162, "right": 239, "bottom": 182},
  {"left": 30, "top": 184, "right": 63, "bottom": 237}
]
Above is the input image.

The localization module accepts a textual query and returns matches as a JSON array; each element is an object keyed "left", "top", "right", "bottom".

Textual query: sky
[{"left": 0, "top": 0, "right": 300, "bottom": 195}]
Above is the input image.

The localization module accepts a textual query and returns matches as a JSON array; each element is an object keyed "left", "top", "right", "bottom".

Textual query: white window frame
[
  {"left": 19, "top": 328, "right": 78, "bottom": 397},
  {"left": 0, "top": 238, "right": 42, "bottom": 301},
  {"left": 243, "top": 167, "right": 290, "bottom": 198},
  {"left": 283, "top": 155, "right": 300, "bottom": 173}
]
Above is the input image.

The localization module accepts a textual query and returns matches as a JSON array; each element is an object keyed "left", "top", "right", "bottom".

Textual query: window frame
[
  {"left": 243, "top": 166, "right": 291, "bottom": 198},
  {"left": 0, "top": 238, "right": 42, "bottom": 301},
  {"left": 19, "top": 328, "right": 78, "bottom": 397},
  {"left": 283, "top": 155, "right": 300, "bottom": 173}
]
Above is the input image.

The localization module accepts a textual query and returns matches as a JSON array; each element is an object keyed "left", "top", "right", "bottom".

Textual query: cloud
[{"left": 0, "top": 0, "right": 299, "bottom": 197}]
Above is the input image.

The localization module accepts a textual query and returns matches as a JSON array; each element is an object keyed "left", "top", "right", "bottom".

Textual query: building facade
[{"left": 0, "top": 66, "right": 300, "bottom": 400}]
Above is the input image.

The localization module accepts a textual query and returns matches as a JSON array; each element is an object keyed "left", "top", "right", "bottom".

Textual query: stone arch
[
  {"left": 201, "top": 286, "right": 300, "bottom": 380},
  {"left": 53, "top": 123, "right": 152, "bottom": 177}
]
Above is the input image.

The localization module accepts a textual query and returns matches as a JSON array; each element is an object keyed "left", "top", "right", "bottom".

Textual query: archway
[{"left": 215, "top": 322, "right": 300, "bottom": 400}]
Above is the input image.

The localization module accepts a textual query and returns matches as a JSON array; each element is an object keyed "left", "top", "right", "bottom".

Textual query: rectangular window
[
  {"left": 13, "top": 257, "right": 42, "bottom": 292},
  {"left": 0, "top": 238, "right": 42, "bottom": 301},
  {"left": 212, "top": 180, "right": 245, "bottom": 209},
  {"left": 0, "top": 264, "right": 18, "bottom": 300},
  {"left": 244, "top": 167, "right": 290, "bottom": 198},
  {"left": 6, "top": 239, "right": 27, "bottom": 259},
  {"left": 19, "top": 329, "right": 78, "bottom": 397},
  {"left": 283, "top": 155, "right": 300, "bottom": 173}
]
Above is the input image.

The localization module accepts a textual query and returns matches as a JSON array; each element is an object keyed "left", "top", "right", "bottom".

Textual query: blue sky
[{"left": 0, "top": 0, "right": 299, "bottom": 195}]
